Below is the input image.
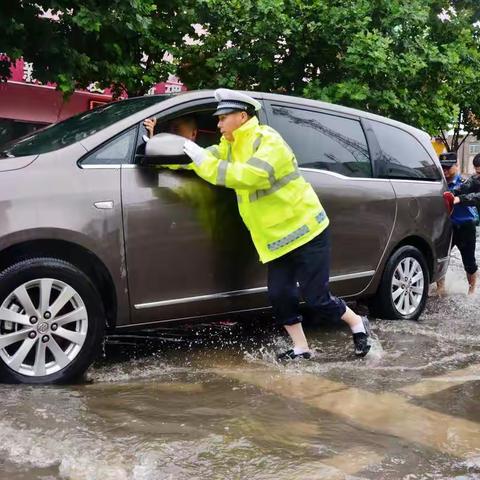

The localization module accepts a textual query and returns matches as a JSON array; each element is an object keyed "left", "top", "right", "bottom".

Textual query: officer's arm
[
  {"left": 162, "top": 143, "right": 225, "bottom": 172},
  {"left": 193, "top": 136, "right": 280, "bottom": 191}
]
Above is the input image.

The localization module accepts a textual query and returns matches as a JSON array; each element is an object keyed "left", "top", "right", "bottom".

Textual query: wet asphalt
[{"left": 0, "top": 244, "right": 479, "bottom": 480}]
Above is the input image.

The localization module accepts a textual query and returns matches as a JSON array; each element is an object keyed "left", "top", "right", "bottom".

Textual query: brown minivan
[{"left": 0, "top": 91, "right": 451, "bottom": 383}]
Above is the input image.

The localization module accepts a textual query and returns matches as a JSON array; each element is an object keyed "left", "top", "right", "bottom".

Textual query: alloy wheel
[
  {"left": 391, "top": 257, "right": 425, "bottom": 316},
  {"left": 0, "top": 278, "right": 88, "bottom": 377}
]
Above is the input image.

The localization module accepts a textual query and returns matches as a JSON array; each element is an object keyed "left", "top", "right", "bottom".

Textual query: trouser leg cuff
[{"left": 465, "top": 265, "right": 478, "bottom": 275}]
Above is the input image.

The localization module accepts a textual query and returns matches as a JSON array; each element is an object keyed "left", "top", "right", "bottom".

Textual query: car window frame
[
  {"left": 132, "top": 103, "right": 221, "bottom": 165},
  {"left": 263, "top": 100, "right": 375, "bottom": 179},
  {"left": 368, "top": 119, "right": 442, "bottom": 182},
  {"left": 130, "top": 97, "right": 269, "bottom": 167},
  {"left": 77, "top": 125, "right": 139, "bottom": 169},
  {"left": 75, "top": 94, "right": 268, "bottom": 170}
]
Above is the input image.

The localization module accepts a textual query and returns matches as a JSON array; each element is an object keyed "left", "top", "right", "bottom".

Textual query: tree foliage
[
  {"left": 179, "top": 0, "right": 480, "bottom": 147},
  {"left": 0, "top": 1, "right": 195, "bottom": 97},
  {"left": 2, "top": 1, "right": 480, "bottom": 146}
]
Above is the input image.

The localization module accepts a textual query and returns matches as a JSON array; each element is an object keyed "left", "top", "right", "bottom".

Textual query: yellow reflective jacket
[{"left": 192, "top": 116, "right": 329, "bottom": 263}]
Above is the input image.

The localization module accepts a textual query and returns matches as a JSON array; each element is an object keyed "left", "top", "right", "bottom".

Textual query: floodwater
[{"left": 1, "top": 248, "right": 480, "bottom": 480}]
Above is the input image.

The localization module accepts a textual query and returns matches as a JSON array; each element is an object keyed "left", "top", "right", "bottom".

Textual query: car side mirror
[{"left": 138, "top": 133, "right": 192, "bottom": 165}]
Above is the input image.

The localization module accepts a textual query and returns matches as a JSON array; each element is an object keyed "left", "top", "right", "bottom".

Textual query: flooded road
[{"left": 1, "top": 248, "right": 480, "bottom": 479}]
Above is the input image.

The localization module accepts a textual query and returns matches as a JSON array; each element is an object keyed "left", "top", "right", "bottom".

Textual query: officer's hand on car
[{"left": 183, "top": 139, "right": 206, "bottom": 166}]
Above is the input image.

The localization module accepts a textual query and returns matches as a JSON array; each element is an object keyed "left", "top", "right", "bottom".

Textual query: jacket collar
[{"left": 228, "top": 116, "right": 259, "bottom": 143}]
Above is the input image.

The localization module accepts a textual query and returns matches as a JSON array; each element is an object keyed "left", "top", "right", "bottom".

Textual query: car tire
[
  {"left": 0, "top": 257, "right": 105, "bottom": 384},
  {"left": 369, "top": 246, "right": 429, "bottom": 321}
]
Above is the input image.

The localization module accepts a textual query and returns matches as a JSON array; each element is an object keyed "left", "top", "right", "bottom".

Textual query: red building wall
[{"left": 0, "top": 58, "right": 186, "bottom": 144}]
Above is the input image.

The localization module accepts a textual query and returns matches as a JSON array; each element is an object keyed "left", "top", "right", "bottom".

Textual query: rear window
[
  {"left": 373, "top": 121, "right": 441, "bottom": 180},
  {"left": 0, "top": 95, "right": 169, "bottom": 158}
]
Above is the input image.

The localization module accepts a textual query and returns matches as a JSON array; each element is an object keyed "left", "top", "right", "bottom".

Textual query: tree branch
[
  {"left": 452, "top": 110, "right": 463, "bottom": 151},
  {"left": 457, "top": 132, "right": 470, "bottom": 150},
  {"left": 439, "top": 129, "right": 450, "bottom": 151}
]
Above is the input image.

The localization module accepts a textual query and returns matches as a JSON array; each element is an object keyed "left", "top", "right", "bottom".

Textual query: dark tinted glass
[
  {"left": 270, "top": 105, "right": 372, "bottom": 177},
  {"left": 372, "top": 121, "right": 441, "bottom": 180},
  {"left": 81, "top": 128, "right": 137, "bottom": 166},
  {"left": 1, "top": 96, "right": 169, "bottom": 158}
]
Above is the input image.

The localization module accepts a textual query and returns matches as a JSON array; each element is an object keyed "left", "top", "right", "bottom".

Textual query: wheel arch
[
  {"left": 367, "top": 236, "right": 431, "bottom": 320},
  {"left": 395, "top": 235, "right": 434, "bottom": 280},
  {"left": 0, "top": 239, "right": 117, "bottom": 329}
]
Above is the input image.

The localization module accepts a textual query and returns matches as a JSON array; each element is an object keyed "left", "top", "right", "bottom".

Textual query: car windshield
[{"left": 0, "top": 95, "right": 170, "bottom": 158}]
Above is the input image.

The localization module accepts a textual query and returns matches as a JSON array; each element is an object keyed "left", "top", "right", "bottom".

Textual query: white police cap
[{"left": 213, "top": 88, "right": 262, "bottom": 116}]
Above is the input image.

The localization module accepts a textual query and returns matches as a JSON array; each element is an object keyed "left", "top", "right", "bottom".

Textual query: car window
[
  {"left": 269, "top": 104, "right": 372, "bottom": 178},
  {"left": 372, "top": 121, "right": 441, "bottom": 180},
  {"left": 134, "top": 109, "right": 223, "bottom": 160},
  {"left": 1, "top": 95, "right": 169, "bottom": 158},
  {"left": 81, "top": 127, "right": 137, "bottom": 166}
]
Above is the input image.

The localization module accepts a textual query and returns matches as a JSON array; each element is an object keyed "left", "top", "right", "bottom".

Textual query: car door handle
[{"left": 94, "top": 201, "right": 114, "bottom": 209}]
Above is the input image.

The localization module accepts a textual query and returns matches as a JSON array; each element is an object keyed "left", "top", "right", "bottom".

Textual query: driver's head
[{"left": 168, "top": 116, "right": 198, "bottom": 141}]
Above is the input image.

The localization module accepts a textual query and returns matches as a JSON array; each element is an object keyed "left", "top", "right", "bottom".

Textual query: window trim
[
  {"left": 300, "top": 167, "right": 442, "bottom": 185},
  {"left": 264, "top": 101, "right": 374, "bottom": 179}
]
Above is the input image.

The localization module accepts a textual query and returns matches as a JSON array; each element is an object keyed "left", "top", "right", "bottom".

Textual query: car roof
[
  {"left": 164, "top": 90, "right": 430, "bottom": 142},
  {"left": 80, "top": 89, "right": 431, "bottom": 153}
]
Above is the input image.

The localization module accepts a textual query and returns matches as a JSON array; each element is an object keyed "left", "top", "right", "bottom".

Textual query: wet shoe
[
  {"left": 277, "top": 349, "right": 312, "bottom": 361},
  {"left": 353, "top": 333, "right": 370, "bottom": 357},
  {"left": 353, "top": 316, "right": 371, "bottom": 357}
]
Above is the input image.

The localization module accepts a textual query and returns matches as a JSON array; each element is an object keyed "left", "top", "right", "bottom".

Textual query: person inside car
[{"left": 144, "top": 116, "right": 198, "bottom": 141}]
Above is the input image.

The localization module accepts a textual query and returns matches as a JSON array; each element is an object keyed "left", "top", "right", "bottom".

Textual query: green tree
[
  {"left": 3, "top": 0, "right": 480, "bottom": 146},
  {"left": 178, "top": 0, "right": 480, "bottom": 146},
  {"left": 0, "top": 1, "right": 195, "bottom": 97}
]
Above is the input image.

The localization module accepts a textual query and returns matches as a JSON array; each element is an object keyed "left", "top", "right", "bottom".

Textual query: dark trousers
[
  {"left": 452, "top": 222, "right": 478, "bottom": 275},
  {"left": 267, "top": 227, "right": 347, "bottom": 326}
]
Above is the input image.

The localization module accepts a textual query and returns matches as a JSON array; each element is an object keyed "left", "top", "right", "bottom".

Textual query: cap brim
[{"left": 212, "top": 107, "right": 243, "bottom": 116}]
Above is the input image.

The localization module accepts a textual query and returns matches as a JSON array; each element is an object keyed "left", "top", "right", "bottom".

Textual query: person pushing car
[{"left": 182, "top": 88, "right": 371, "bottom": 359}]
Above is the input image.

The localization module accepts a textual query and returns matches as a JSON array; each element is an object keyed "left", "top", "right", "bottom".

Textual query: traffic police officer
[{"left": 183, "top": 88, "right": 371, "bottom": 359}]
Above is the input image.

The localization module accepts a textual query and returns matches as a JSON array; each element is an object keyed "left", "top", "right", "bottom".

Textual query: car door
[
  {"left": 265, "top": 101, "right": 397, "bottom": 297},
  {"left": 369, "top": 119, "right": 450, "bottom": 270},
  {"left": 121, "top": 99, "right": 270, "bottom": 326}
]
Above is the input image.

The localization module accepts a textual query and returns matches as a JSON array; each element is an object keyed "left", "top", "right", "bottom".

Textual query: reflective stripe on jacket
[{"left": 193, "top": 116, "right": 329, "bottom": 263}]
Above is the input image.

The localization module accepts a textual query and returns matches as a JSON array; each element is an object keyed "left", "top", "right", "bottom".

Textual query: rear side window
[
  {"left": 372, "top": 121, "right": 441, "bottom": 180},
  {"left": 269, "top": 104, "right": 372, "bottom": 177}
]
